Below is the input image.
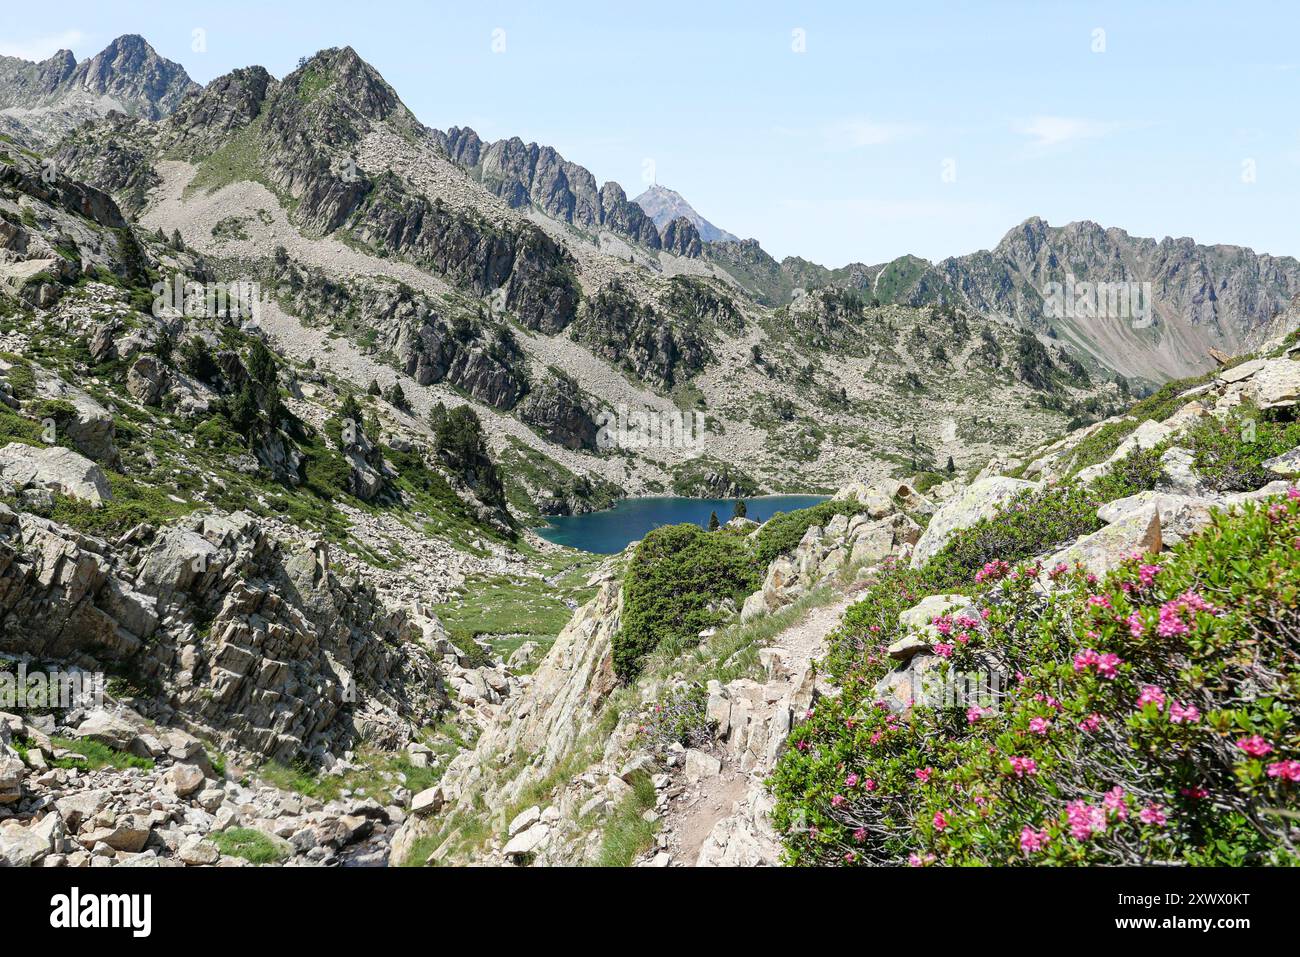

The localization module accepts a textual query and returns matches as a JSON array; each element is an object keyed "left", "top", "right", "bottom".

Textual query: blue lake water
[{"left": 534, "top": 495, "right": 829, "bottom": 554}]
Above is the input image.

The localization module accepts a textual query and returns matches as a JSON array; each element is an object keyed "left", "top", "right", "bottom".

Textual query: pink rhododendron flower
[
  {"left": 956, "top": 631, "right": 971, "bottom": 645},
  {"left": 1065, "top": 800, "right": 1108, "bottom": 841},
  {"left": 933, "top": 811, "right": 948, "bottom": 830},
  {"left": 853, "top": 827, "right": 867, "bottom": 842},
  {"left": 1169, "top": 701, "right": 1200, "bottom": 724},
  {"left": 1087, "top": 594, "right": 1113, "bottom": 611},
  {"left": 1156, "top": 591, "right": 1220, "bottom": 638},
  {"left": 1139, "top": 803, "right": 1168, "bottom": 826},
  {"left": 1075, "top": 649, "right": 1122, "bottom": 679},
  {"left": 844, "top": 851, "right": 856, "bottom": 863},
  {"left": 1138, "top": 563, "right": 1161, "bottom": 587},
  {"left": 1096, "top": 653, "right": 1121, "bottom": 679},
  {"left": 1078, "top": 713, "right": 1102, "bottom": 732},
  {"left": 1266, "top": 760, "right": 1300, "bottom": 782},
  {"left": 955, "top": 614, "right": 980, "bottom": 630},
  {"left": 915, "top": 767, "right": 932, "bottom": 783},
  {"left": 796, "top": 739, "right": 809, "bottom": 751},
  {"left": 1049, "top": 562, "right": 1070, "bottom": 580},
  {"left": 1009, "top": 756, "right": 1037, "bottom": 777},
  {"left": 966, "top": 705, "right": 993, "bottom": 724},
  {"left": 1237, "top": 735, "right": 1274, "bottom": 757},
  {"left": 1137, "top": 685, "right": 1166, "bottom": 710},
  {"left": 1127, "top": 611, "right": 1145, "bottom": 638},
  {"left": 1287, "top": 486, "right": 1300, "bottom": 500},
  {"left": 864, "top": 778, "right": 877, "bottom": 791},
  {"left": 975, "top": 559, "right": 1011, "bottom": 584},
  {"left": 933, "top": 642, "right": 954, "bottom": 658},
  {"left": 845, "top": 773, "right": 859, "bottom": 787},
  {"left": 1028, "top": 717, "right": 1051, "bottom": 735},
  {"left": 1180, "top": 786, "right": 1209, "bottom": 799},
  {"left": 1020, "top": 826, "right": 1049, "bottom": 854},
  {"left": 932, "top": 614, "right": 953, "bottom": 636},
  {"left": 831, "top": 794, "right": 846, "bottom": 807},
  {"left": 1103, "top": 786, "right": 1129, "bottom": 820}
]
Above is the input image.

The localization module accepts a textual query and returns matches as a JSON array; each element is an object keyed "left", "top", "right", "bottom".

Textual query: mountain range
[
  {"left": 0, "top": 34, "right": 196, "bottom": 149},
  {"left": 0, "top": 30, "right": 1298, "bottom": 874}
]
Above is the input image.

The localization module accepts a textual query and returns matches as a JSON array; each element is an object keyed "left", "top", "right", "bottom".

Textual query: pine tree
[
  {"left": 339, "top": 393, "right": 362, "bottom": 427},
  {"left": 708, "top": 511, "right": 720, "bottom": 531},
  {"left": 384, "top": 381, "right": 411, "bottom": 412},
  {"left": 732, "top": 499, "right": 747, "bottom": 519},
  {"left": 946, "top": 455, "right": 956, "bottom": 475}
]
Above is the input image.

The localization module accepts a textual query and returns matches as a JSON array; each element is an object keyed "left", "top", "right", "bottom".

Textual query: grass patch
[
  {"left": 593, "top": 770, "right": 658, "bottom": 867},
  {"left": 49, "top": 737, "right": 154, "bottom": 771},
  {"left": 210, "top": 827, "right": 290, "bottom": 864}
]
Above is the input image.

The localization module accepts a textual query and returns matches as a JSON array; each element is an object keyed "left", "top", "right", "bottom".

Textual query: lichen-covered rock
[
  {"left": 912, "top": 476, "right": 1039, "bottom": 567},
  {"left": 0, "top": 442, "right": 112, "bottom": 504}
]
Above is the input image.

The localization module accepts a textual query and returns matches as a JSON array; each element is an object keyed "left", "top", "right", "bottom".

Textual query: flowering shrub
[
  {"left": 635, "top": 683, "right": 715, "bottom": 751},
  {"left": 770, "top": 489, "right": 1300, "bottom": 865},
  {"left": 925, "top": 485, "right": 1102, "bottom": 589}
]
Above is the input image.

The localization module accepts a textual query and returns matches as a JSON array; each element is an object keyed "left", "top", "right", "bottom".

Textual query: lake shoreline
[{"left": 534, "top": 494, "right": 831, "bottom": 554}]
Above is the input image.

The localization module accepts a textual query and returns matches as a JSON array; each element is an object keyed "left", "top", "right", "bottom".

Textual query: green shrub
[
  {"left": 1087, "top": 444, "right": 1167, "bottom": 502},
  {"left": 770, "top": 487, "right": 1300, "bottom": 866},
  {"left": 615, "top": 524, "right": 760, "bottom": 680},
  {"left": 924, "top": 485, "right": 1102, "bottom": 589},
  {"left": 751, "top": 500, "right": 867, "bottom": 570},
  {"left": 1187, "top": 404, "right": 1300, "bottom": 492}
]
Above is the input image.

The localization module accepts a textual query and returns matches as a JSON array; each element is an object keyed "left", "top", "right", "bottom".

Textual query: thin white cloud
[
  {"left": 825, "top": 117, "right": 919, "bottom": 148},
  {"left": 1013, "top": 115, "right": 1120, "bottom": 151},
  {"left": 0, "top": 30, "right": 88, "bottom": 62}
]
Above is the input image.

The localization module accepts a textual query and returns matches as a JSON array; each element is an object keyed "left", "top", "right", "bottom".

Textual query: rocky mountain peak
[
  {"left": 0, "top": 34, "right": 195, "bottom": 148},
  {"left": 67, "top": 34, "right": 196, "bottom": 119},
  {"left": 633, "top": 183, "right": 738, "bottom": 243},
  {"left": 286, "top": 46, "right": 413, "bottom": 129}
]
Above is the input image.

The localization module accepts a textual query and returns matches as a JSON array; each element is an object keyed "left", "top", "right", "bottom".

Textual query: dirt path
[{"left": 658, "top": 591, "right": 859, "bottom": 866}]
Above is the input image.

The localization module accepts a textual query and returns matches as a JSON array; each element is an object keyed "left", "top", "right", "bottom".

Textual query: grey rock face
[
  {"left": 0, "top": 508, "right": 447, "bottom": 764},
  {"left": 931, "top": 217, "right": 1300, "bottom": 380},
  {"left": 660, "top": 216, "right": 703, "bottom": 258},
  {"left": 439, "top": 127, "right": 669, "bottom": 251},
  {"left": 517, "top": 372, "right": 600, "bottom": 451},
  {"left": 569, "top": 279, "right": 714, "bottom": 388},
  {"left": 0, "top": 443, "right": 112, "bottom": 504}
]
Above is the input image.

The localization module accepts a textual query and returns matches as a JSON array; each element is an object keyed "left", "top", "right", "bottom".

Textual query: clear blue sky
[{"left": 5, "top": 1, "right": 1298, "bottom": 266}]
